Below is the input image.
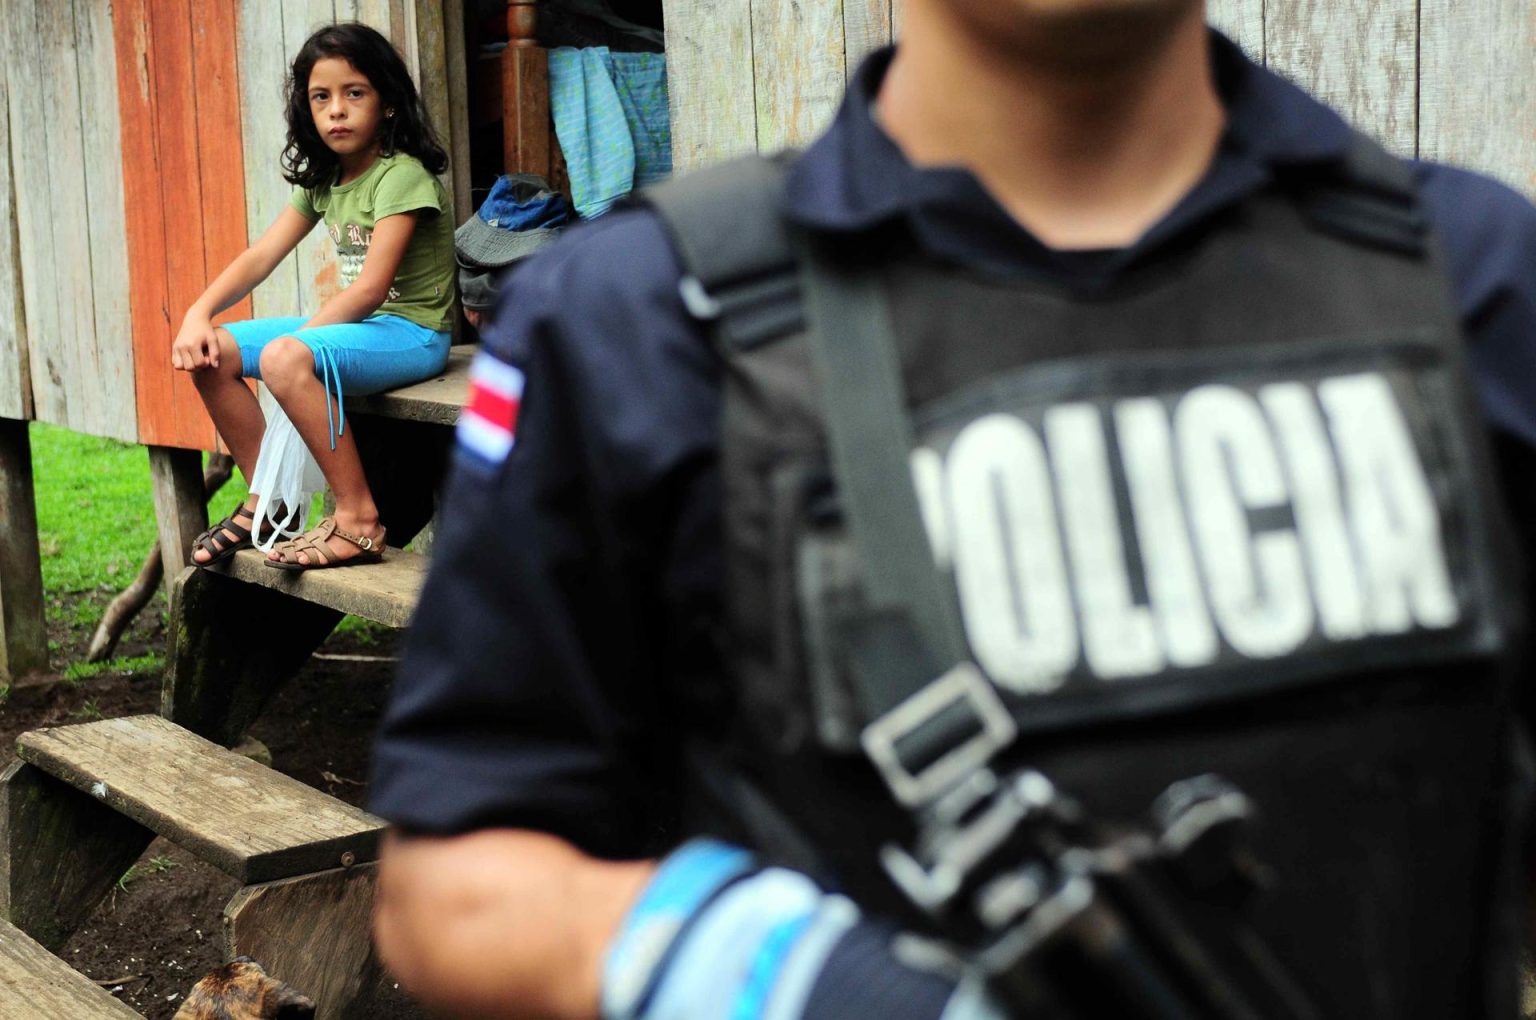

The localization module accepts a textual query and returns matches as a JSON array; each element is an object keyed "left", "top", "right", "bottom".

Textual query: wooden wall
[
  {"left": 665, "top": 0, "right": 1536, "bottom": 199},
  {"left": 1, "top": 0, "right": 137, "bottom": 441},
  {"left": 0, "top": 0, "right": 470, "bottom": 449},
  {"left": 1209, "top": 0, "right": 1536, "bottom": 195}
]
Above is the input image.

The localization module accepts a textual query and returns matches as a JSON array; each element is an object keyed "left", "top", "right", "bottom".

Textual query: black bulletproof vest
[{"left": 647, "top": 140, "right": 1526, "bottom": 1019}]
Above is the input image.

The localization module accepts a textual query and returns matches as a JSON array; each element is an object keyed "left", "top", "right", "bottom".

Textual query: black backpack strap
[
  {"left": 643, "top": 154, "right": 805, "bottom": 351},
  {"left": 1291, "top": 130, "right": 1428, "bottom": 255}
]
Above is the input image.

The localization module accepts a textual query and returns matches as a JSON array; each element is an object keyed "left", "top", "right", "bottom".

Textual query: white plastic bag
[{"left": 247, "top": 387, "right": 326, "bottom": 552}]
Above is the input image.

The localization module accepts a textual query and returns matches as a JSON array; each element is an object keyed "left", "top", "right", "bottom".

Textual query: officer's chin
[{"left": 939, "top": 0, "right": 1203, "bottom": 67}]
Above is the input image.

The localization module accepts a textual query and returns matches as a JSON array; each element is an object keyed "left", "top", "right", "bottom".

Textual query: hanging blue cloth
[{"left": 549, "top": 46, "right": 672, "bottom": 218}]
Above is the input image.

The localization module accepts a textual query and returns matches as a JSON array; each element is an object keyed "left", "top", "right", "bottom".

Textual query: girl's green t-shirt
[{"left": 291, "top": 154, "right": 457, "bottom": 332}]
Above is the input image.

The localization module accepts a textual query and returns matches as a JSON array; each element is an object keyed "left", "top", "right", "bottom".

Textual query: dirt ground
[{"left": 1, "top": 597, "right": 397, "bottom": 1019}]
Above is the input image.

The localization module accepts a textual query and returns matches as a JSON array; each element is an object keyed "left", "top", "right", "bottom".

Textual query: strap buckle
[{"left": 861, "top": 662, "right": 1017, "bottom": 808}]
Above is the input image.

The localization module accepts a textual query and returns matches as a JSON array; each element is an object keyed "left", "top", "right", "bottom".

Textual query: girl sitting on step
[{"left": 171, "top": 22, "right": 457, "bottom": 571}]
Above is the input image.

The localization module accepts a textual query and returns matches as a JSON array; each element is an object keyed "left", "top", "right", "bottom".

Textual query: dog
[{"left": 172, "top": 958, "right": 315, "bottom": 1020}]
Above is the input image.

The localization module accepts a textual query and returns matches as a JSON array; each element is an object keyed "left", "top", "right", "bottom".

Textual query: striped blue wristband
[{"left": 600, "top": 839, "right": 1002, "bottom": 1020}]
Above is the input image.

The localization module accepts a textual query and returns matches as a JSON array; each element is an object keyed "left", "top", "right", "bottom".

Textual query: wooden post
[
  {"left": 165, "top": 567, "right": 344, "bottom": 746},
  {"left": 148, "top": 445, "right": 207, "bottom": 589},
  {"left": 504, "top": 0, "right": 549, "bottom": 177},
  {"left": 0, "top": 418, "right": 47, "bottom": 680}
]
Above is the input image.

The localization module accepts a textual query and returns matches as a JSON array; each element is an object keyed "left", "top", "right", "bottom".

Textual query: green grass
[
  {"left": 116, "top": 854, "right": 179, "bottom": 893},
  {"left": 64, "top": 653, "right": 165, "bottom": 684},
  {"left": 29, "top": 421, "right": 387, "bottom": 660},
  {"left": 31, "top": 424, "right": 178, "bottom": 599}
]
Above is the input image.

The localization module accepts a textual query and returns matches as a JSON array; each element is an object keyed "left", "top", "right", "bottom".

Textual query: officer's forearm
[{"left": 374, "top": 829, "right": 656, "bottom": 1020}]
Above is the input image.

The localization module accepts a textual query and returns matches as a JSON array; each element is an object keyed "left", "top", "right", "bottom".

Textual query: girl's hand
[{"left": 171, "top": 315, "right": 221, "bottom": 371}]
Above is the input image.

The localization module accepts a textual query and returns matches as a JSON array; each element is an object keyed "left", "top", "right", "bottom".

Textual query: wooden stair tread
[
  {"left": 345, "top": 344, "right": 473, "bottom": 425},
  {"left": 16, "top": 716, "right": 384, "bottom": 884},
  {"left": 0, "top": 918, "right": 140, "bottom": 1018},
  {"left": 211, "top": 546, "right": 428, "bottom": 628}
]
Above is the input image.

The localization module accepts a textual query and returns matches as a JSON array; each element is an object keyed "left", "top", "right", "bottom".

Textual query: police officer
[{"left": 370, "top": 0, "right": 1536, "bottom": 1016}]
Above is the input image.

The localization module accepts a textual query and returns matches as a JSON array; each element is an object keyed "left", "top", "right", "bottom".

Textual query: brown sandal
[
  {"left": 193, "top": 502, "right": 291, "bottom": 568},
  {"left": 264, "top": 517, "right": 386, "bottom": 571}
]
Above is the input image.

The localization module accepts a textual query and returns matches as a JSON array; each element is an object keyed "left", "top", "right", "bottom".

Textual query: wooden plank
[
  {"left": 0, "top": 761, "right": 154, "bottom": 953},
  {"left": 441, "top": 0, "right": 472, "bottom": 223},
  {"left": 662, "top": 0, "right": 758, "bottom": 172},
  {"left": 1265, "top": 0, "right": 1416, "bottom": 155},
  {"left": 17, "top": 715, "right": 385, "bottom": 884},
  {"left": 0, "top": 418, "right": 46, "bottom": 679},
  {"left": 239, "top": 0, "right": 306, "bottom": 321},
  {"left": 226, "top": 866, "right": 425, "bottom": 1019},
  {"left": 215, "top": 546, "right": 431, "bottom": 628},
  {"left": 340, "top": 0, "right": 384, "bottom": 27},
  {"left": 149, "top": 446, "right": 208, "bottom": 585},
  {"left": 752, "top": 0, "right": 847, "bottom": 152},
  {"left": 843, "top": 0, "right": 891, "bottom": 80},
  {"left": 0, "top": 36, "right": 30, "bottom": 422},
  {"left": 145, "top": 0, "right": 220, "bottom": 450},
  {"left": 36, "top": 2, "right": 91, "bottom": 436},
  {"left": 297, "top": 0, "right": 340, "bottom": 43},
  {"left": 412, "top": 0, "right": 453, "bottom": 183},
  {"left": 1, "top": 0, "right": 59, "bottom": 430},
  {"left": 289, "top": 1, "right": 343, "bottom": 315},
  {"left": 8, "top": 2, "right": 73, "bottom": 433},
  {"left": 1419, "top": 0, "right": 1536, "bottom": 198},
  {"left": 345, "top": 344, "right": 471, "bottom": 425},
  {"left": 1205, "top": 0, "right": 1263, "bottom": 62},
  {"left": 0, "top": 916, "right": 142, "bottom": 1017},
  {"left": 76, "top": 0, "right": 137, "bottom": 443},
  {"left": 890, "top": 0, "right": 904, "bottom": 41},
  {"left": 186, "top": 0, "right": 254, "bottom": 450},
  {"left": 389, "top": 0, "right": 411, "bottom": 53},
  {"left": 115, "top": 0, "right": 182, "bottom": 451}
]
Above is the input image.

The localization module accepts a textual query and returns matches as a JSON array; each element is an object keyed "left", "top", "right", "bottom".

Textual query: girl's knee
[
  {"left": 259, "top": 337, "right": 315, "bottom": 392},
  {"left": 194, "top": 328, "right": 245, "bottom": 386}
]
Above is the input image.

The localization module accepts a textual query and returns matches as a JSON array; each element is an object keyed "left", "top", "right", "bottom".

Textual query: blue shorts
[
  {"left": 221, "top": 313, "right": 451, "bottom": 395},
  {"left": 220, "top": 314, "right": 451, "bottom": 447}
]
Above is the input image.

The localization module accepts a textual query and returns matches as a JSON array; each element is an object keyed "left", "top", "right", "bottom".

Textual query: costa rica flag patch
[{"left": 456, "top": 353, "right": 524, "bottom": 470}]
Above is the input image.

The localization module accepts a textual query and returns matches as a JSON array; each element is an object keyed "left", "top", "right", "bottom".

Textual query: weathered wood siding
[
  {"left": 1, "top": 0, "right": 136, "bottom": 440},
  {"left": 0, "top": 33, "right": 29, "bottom": 423},
  {"left": 664, "top": 0, "right": 1536, "bottom": 202}
]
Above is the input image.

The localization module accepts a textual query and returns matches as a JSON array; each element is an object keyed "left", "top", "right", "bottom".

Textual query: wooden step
[
  {"left": 16, "top": 715, "right": 385, "bottom": 885},
  {"left": 345, "top": 344, "right": 473, "bottom": 425},
  {"left": 0, "top": 917, "right": 139, "bottom": 1018},
  {"left": 209, "top": 545, "right": 427, "bottom": 628}
]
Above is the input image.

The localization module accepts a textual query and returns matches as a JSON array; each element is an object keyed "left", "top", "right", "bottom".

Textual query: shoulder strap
[
  {"left": 643, "top": 155, "right": 805, "bottom": 351},
  {"left": 793, "top": 231, "right": 1017, "bottom": 808},
  {"left": 1289, "top": 130, "right": 1428, "bottom": 255}
]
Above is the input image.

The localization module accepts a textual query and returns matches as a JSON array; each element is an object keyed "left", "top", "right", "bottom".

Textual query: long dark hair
[{"left": 281, "top": 23, "right": 448, "bottom": 190}]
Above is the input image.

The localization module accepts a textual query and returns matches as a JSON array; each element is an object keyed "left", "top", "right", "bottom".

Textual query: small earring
[{"left": 385, "top": 110, "right": 394, "bottom": 119}]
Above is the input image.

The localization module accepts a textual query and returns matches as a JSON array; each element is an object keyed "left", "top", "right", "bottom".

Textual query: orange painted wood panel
[
  {"left": 121, "top": 0, "right": 249, "bottom": 450},
  {"left": 115, "top": 0, "right": 175, "bottom": 444},
  {"left": 191, "top": 0, "right": 254, "bottom": 446}
]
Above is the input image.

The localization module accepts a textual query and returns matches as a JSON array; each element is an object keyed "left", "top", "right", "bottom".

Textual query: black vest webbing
[{"left": 644, "top": 134, "right": 1524, "bottom": 1019}]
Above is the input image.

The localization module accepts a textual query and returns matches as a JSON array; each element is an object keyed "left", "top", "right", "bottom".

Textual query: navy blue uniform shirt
[{"left": 371, "top": 34, "right": 1536, "bottom": 854}]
